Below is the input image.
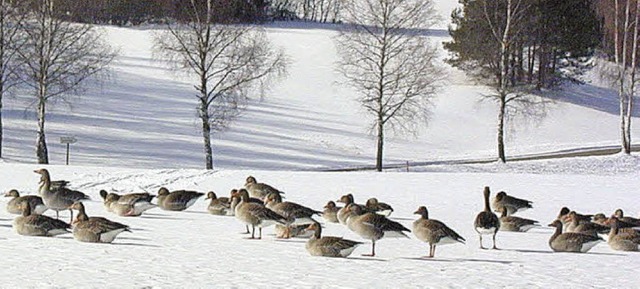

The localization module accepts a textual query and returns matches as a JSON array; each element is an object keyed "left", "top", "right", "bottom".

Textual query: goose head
[
  {"left": 414, "top": 206, "right": 429, "bottom": 219},
  {"left": 245, "top": 176, "right": 257, "bottom": 186},
  {"left": 205, "top": 191, "right": 217, "bottom": 200},
  {"left": 324, "top": 201, "right": 336, "bottom": 209},
  {"left": 4, "top": 189, "right": 19, "bottom": 198},
  {"left": 157, "top": 187, "right": 170, "bottom": 196},
  {"left": 337, "top": 193, "right": 354, "bottom": 204}
]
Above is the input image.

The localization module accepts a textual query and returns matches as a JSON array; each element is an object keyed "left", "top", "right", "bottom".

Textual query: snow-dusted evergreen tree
[
  {"left": 154, "top": 0, "right": 288, "bottom": 170},
  {"left": 16, "top": 0, "right": 115, "bottom": 164},
  {"left": 335, "top": 0, "right": 444, "bottom": 171}
]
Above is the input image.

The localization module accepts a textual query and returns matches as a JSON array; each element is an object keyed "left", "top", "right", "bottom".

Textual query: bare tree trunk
[
  {"left": 375, "top": 116, "right": 384, "bottom": 172},
  {"left": 36, "top": 93, "right": 48, "bottom": 164},
  {"left": 200, "top": 98, "right": 213, "bottom": 170},
  {"left": 497, "top": 92, "right": 506, "bottom": 163},
  {"left": 616, "top": 0, "right": 631, "bottom": 153},
  {"left": 0, "top": 80, "right": 3, "bottom": 158},
  {"left": 627, "top": 0, "right": 640, "bottom": 154}
]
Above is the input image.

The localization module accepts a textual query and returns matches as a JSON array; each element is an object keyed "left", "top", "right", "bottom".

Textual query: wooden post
[{"left": 60, "top": 136, "right": 77, "bottom": 165}]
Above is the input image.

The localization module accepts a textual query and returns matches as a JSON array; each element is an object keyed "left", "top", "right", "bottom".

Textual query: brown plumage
[
  {"left": 565, "top": 211, "right": 609, "bottom": 236},
  {"left": 413, "top": 206, "right": 465, "bottom": 258},
  {"left": 34, "top": 168, "right": 90, "bottom": 222},
  {"left": 156, "top": 187, "right": 204, "bottom": 211},
  {"left": 548, "top": 220, "right": 603, "bottom": 253},
  {"left": 205, "top": 191, "right": 231, "bottom": 216},
  {"left": 344, "top": 204, "right": 410, "bottom": 257},
  {"left": 244, "top": 176, "right": 284, "bottom": 200},
  {"left": 100, "top": 190, "right": 156, "bottom": 216},
  {"left": 613, "top": 209, "right": 640, "bottom": 226},
  {"left": 492, "top": 191, "right": 532, "bottom": 216},
  {"left": 365, "top": 198, "right": 394, "bottom": 216},
  {"left": 4, "top": 189, "right": 48, "bottom": 215},
  {"left": 322, "top": 201, "right": 341, "bottom": 223},
  {"left": 305, "top": 222, "right": 363, "bottom": 257},
  {"left": 474, "top": 186, "right": 500, "bottom": 249},
  {"left": 70, "top": 202, "right": 130, "bottom": 243},
  {"left": 264, "top": 192, "right": 321, "bottom": 239},
  {"left": 592, "top": 213, "right": 638, "bottom": 230},
  {"left": 13, "top": 203, "right": 70, "bottom": 237},
  {"left": 607, "top": 217, "right": 640, "bottom": 251},
  {"left": 499, "top": 209, "right": 540, "bottom": 232}
]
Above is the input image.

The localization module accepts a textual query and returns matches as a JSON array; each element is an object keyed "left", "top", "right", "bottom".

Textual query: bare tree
[
  {"left": 335, "top": 0, "right": 444, "bottom": 171},
  {"left": 16, "top": 0, "right": 116, "bottom": 164},
  {"left": 0, "top": 0, "right": 26, "bottom": 159},
  {"left": 154, "top": 0, "right": 288, "bottom": 170}
]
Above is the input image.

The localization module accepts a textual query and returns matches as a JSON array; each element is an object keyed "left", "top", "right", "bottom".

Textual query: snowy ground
[{"left": 1, "top": 158, "right": 639, "bottom": 288}]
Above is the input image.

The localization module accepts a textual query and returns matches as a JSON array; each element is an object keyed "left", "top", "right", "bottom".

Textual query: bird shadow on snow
[
  {"left": 112, "top": 242, "right": 162, "bottom": 248},
  {"left": 346, "top": 256, "right": 388, "bottom": 262},
  {"left": 401, "top": 257, "right": 515, "bottom": 265},
  {"left": 138, "top": 215, "right": 192, "bottom": 221},
  {"left": 0, "top": 224, "right": 13, "bottom": 228}
]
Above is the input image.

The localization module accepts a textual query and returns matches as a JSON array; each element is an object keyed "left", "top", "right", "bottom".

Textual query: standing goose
[
  {"left": 264, "top": 192, "right": 321, "bottom": 238},
  {"left": 229, "top": 189, "right": 264, "bottom": 234},
  {"left": 4, "top": 189, "right": 48, "bottom": 215},
  {"left": 344, "top": 203, "right": 410, "bottom": 257},
  {"left": 607, "top": 217, "right": 640, "bottom": 251},
  {"left": 230, "top": 189, "right": 288, "bottom": 239},
  {"left": 205, "top": 191, "right": 231, "bottom": 216},
  {"left": 13, "top": 203, "right": 71, "bottom": 237},
  {"left": 365, "top": 198, "right": 394, "bottom": 216},
  {"left": 69, "top": 202, "right": 130, "bottom": 243},
  {"left": 34, "top": 168, "right": 90, "bottom": 222},
  {"left": 474, "top": 186, "right": 500, "bottom": 249},
  {"left": 492, "top": 191, "right": 532, "bottom": 216},
  {"left": 244, "top": 176, "right": 284, "bottom": 200},
  {"left": 612, "top": 209, "right": 640, "bottom": 226},
  {"left": 322, "top": 201, "right": 341, "bottom": 223},
  {"left": 305, "top": 222, "right": 363, "bottom": 258},
  {"left": 156, "top": 187, "right": 204, "bottom": 211},
  {"left": 548, "top": 220, "right": 603, "bottom": 253},
  {"left": 413, "top": 206, "right": 465, "bottom": 258},
  {"left": 498, "top": 209, "right": 540, "bottom": 232}
]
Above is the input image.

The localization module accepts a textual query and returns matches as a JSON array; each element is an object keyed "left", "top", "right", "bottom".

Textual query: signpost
[{"left": 60, "top": 136, "right": 77, "bottom": 165}]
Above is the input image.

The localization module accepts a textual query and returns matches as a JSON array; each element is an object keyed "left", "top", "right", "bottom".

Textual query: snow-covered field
[
  {"left": 0, "top": 160, "right": 639, "bottom": 288},
  {"left": 1, "top": 2, "right": 640, "bottom": 288}
]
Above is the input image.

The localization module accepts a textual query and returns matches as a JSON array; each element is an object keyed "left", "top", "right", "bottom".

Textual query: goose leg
[
  {"left": 69, "top": 209, "right": 74, "bottom": 223},
  {"left": 56, "top": 210, "right": 59, "bottom": 219},
  {"left": 479, "top": 235, "right": 485, "bottom": 249},
  {"left": 362, "top": 240, "right": 376, "bottom": 257},
  {"left": 251, "top": 226, "right": 255, "bottom": 239},
  {"left": 430, "top": 245, "right": 436, "bottom": 258},
  {"left": 243, "top": 225, "right": 250, "bottom": 234},
  {"left": 492, "top": 232, "right": 498, "bottom": 250},
  {"left": 258, "top": 227, "right": 262, "bottom": 240}
]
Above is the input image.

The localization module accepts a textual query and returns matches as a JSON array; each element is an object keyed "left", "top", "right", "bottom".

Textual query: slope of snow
[{"left": 0, "top": 162, "right": 638, "bottom": 288}]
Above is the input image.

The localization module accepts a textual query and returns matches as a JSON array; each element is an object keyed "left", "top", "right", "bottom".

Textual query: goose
[
  {"left": 498, "top": 208, "right": 540, "bottom": 232},
  {"left": 230, "top": 189, "right": 288, "bottom": 239},
  {"left": 336, "top": 193, "right": 368, "bottom": 225},
  {"left": 100, "top": 190, "right": 155, "bottom": 206},
  {"left": 205, "top": 191, "right": 231, "bottom": 216},
  {"left": 244, "top": 176, "right": 284, "bottom": 200},
  {"left": 607, "top": 217, "right": 640, "bottom": 251},
  {"left": 365, "top": 198, "right": 394, "bottom": 216},
  {"left": 13, "top": 203, "right": 71, "bottom": 237},
  {"left": 305, "top": 222, "right": 363, "bottom": 257},
  {"left": 322, "top": 201, "right": 341, "bottom": 223},
  {"left": 69, "top": 202, "right": 130, "bottom": 243},
  {"left": 413, "top": 206, "right": 465, "bottom": 258},
  {"left": 156, "top": 187, "right": 204, "bottom": 211},
  {"left": 565, "top": 211, "right": 609, "bottom": 236},
  {"left": 104, "top": 194, "right": 156, "bottom": 217},
  {"left": 592, "top": 213, "right": 639, "bottom": 230},
  {"left": 612, "top": 209, "right": 640, "bottom": 226},
  {"left": 275, "top": 224, "right": 314, "bottom": 239},
  {"left": 344, "top": 203, "right": 410, "bottom": 257},
  {"left": 34, "top": 168, "right": 90, "bottom": 222},
  {"left": 264, "top": 192, "right": 321, "bottom": 238},
  {"left": 548, "top": 220, "right": 603, "bottom": 253},
  {"left": 474, "top": 186, "right": 500, "bottom": 249},
  {"left": 492, "top": 191, "right": 532, "bottom": 216},
  {"left": 229, "top": 189, "right": 264, "bottom": 234},
  {"left": 4, "top": 189, "right": 48, "bottom": 215}
]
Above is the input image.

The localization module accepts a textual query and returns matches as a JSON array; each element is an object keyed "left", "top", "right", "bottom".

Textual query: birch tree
[
  {"left": 16, "top": 0, "right": 116, "bottom": 164},
  {"left": 0, "top": 0, "right": 26, "bottom": 159},
  {"left": 335, "top": 0, "right": 444, "bottom": 171},
  {"left": 154, "top": 0, "right": 288, "bottom": 170}
]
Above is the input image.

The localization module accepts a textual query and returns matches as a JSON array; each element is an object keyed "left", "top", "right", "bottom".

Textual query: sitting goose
[
  {"left": 103, "top": 193, "right": 157, "bottom": 217},
  {"left": 69, "top": 202, "right": 130, "bottom": 243},
  {"left": 557, "top": 207, "right": 592, "bottom": 232},
  {"left": 205, "top": 191, "right": 231, "bottom": 216},
  {"left": 365, "top": 198, "right": 394, "bottom": 216},
  {"left": 344, "top": 203, "right": 410, "bottom": 257},
  {"left": 474, "top": 186, "right": 500, "bottom": 249},
  {"left": 413, "top": 206, "right": 465, "bottom": 258},
  {"left": 322, "top": 201, "right": 341, "bottom": 223},
  {"left": 13, "top": 203, "right": 71, "bottom": 237},
  {"left": 156, "top": 187, "right": 204, "bottom": 211},
  {"left": 565, "top": 211, "right": 609, "bottom": 236},
  {"left": 593, "top": 213, "right": 638, "bottom": 230},
  {"left": 612, "top": 209, "right": 640, "bottom": 226},
  {"left": 305, "top": 222, "right": 363, "bottom": 258},
  {"left": 492, "top": 191, "right": 532, "bottom": 216},
  {"left": 230, "top": 189, "right": 288, "bottom": 239},
  {"left": 548, "top": 220, "right": 603, "bottom": 253},
  {"left": 607, "top": 217, "right": 640, "bottom": 251},
  {"left": 34, "top": 168, "right": 90, "bottom": 222},
  {"left": 275, "top": 224, "right": 314, "bottom": 239},
  {"left": 5, "top": 189, "right": 48, "bottom": 215},
  {"left": 100, "top": 190, "right": 155, "bottom": 207},
  {"left": 244, "top": 176, "right": 284, "bottom": 200},
  {"left": 498, "top": 209, "right": 540, "bottom": 232}
]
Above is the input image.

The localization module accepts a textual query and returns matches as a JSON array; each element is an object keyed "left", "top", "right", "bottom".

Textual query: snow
[{"left": 0, "top": 2, "right": 639, "bottom": 288}]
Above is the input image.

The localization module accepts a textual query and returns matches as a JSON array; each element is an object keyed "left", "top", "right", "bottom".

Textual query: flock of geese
[{"left": 3, "top": 169, "right": 640, "bottom": 258}]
